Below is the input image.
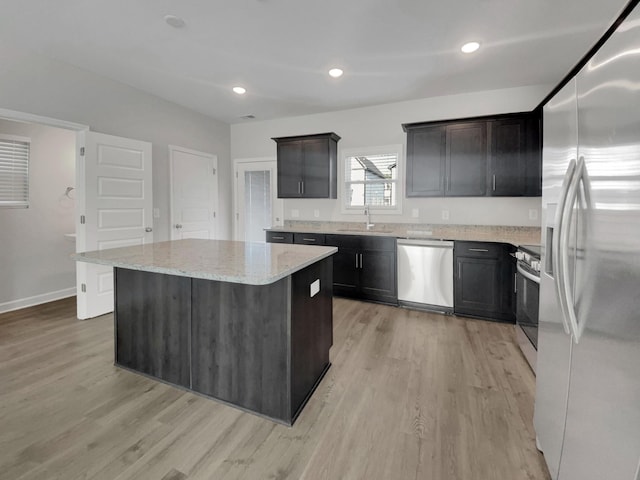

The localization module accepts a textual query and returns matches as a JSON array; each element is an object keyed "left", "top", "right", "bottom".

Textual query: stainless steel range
[{"left": 515, "top": 244, "right": 540, "bottom": 373}]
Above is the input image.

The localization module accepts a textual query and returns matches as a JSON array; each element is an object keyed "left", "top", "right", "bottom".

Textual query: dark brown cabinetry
[
  {"left": 324, "top": 234, "right": 397, "bottom": 305},
  {"left": 454, "top": 241, "right": 516, "bottom": 322},
  {"left": 490, "top": 115, "right": 541, "bottom": 196},
  {"left": 266, "top": 231, "right": 397, "bottom": 305},
  {"left": 272, "top": 133, "right": 340, "bottom": 199},
  {"left": 403, "top": 112, "right": 541, "bottom": 197}
]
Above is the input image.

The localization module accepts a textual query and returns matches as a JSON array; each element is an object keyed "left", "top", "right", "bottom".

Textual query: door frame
[
  {"left": 233, "top": 157, "right": 282, "bottom": 241},
  {"left": 169, "top": 145, "right": 218, "bottom": 240}
]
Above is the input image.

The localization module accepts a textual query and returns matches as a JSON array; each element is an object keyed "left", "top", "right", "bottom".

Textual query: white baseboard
[{"left": 0, "top": 287, "right": 76, "bottom": 314}]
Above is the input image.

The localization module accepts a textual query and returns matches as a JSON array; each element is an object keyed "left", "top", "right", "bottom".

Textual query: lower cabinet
[
  {"left": 267, "top": 231, "right": 397, "bottom": 305},
  {"left": 454, "top": 241, "right": 515, "bottom": 322},
  {"left": 324, "top": 234, "right": 397, "bottom": 305}
]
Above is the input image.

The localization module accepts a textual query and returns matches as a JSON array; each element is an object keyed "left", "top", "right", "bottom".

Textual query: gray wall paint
[
  {"left": 0, "top": 43, "right": 232, "bottom": 244},
  {"left": 231, "top": 85, "right": 549, "bottom": 227},
  {"left": 0, "top": 119, "right": 76, "bottom": 305}
]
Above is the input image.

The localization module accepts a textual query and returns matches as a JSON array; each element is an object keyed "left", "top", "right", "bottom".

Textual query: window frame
[
  {"left": 340, "top": 144, "right": 403, "bottom": 215},
  {"left": 0, "top": 134, "right": 31, "bottom": 209}
]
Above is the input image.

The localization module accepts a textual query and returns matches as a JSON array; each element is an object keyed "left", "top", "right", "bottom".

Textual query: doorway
[{"left": 234, "top": 159, "right": 283, "bottom": 242}]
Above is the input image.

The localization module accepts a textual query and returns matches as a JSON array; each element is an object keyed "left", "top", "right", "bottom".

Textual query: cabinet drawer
[
  {"left": 455, "top": 241, "right": 502, "bottom": 258},
  {"left": 294, "top": 233, "right": 325, "bottom": 245},
  {"left": 360, "top": 235, "right": 396, "bottom": 252},
  {"left": 324, "top": 234, "right": 361, "bottom": 250},
  {"left": 266, "top": 231, "right": 293, "bottom": 243}
]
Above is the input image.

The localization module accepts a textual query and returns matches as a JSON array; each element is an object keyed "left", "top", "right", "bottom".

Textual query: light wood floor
[{"left": 0, "top": 297, "right": 550, "bottom": 480}]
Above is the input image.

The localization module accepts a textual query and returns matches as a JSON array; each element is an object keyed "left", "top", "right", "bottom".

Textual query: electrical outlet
[
  {"left": 153, "top": 208, "right": 160, "bottom": 219},
  {"left": 529, "top": 209, "right": 538, "bottom": 220},
  {"left": 441, "top": 209, "right": 450, "bottom": 220},
  {"left": 411, "top": 208, "right": 419, "bottom": 218},
  {"left": 313, "top": 209, "right": 320, "bottom": 218},
  {"left": 291, "top": 209, "right": 299, "bottom": 218}
]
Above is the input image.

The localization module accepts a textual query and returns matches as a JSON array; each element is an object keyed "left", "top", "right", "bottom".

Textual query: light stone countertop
[
  {"left": 267, "top": 221, "right": 542, "bottom": 246},
  {"left": 72, "top": 239, "right": 337, "bottom": 285}
]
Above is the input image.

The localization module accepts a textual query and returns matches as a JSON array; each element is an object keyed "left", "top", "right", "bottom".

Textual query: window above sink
[{"left": 341, "top": 144, "right": 403, "bottom": 215}]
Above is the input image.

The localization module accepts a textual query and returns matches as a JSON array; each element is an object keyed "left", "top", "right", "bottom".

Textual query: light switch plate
[
  {"left": 441, "top": 209, "right": 450, "bottom": 220},
  {"left": 314, "top": 209, "right": 320, "bottom": 218},
  {"left": 411, "top": 208, "right": 419, "bottom": 218}
]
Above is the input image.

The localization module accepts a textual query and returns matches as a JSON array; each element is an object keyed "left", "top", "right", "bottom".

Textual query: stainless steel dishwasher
[{"left": 397, "top": 239, "right": 454, "bottom": 313}]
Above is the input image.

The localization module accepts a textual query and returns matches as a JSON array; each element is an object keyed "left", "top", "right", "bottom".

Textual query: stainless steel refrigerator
[{"left": 534, "top": 2, "right": 640, "bottom": 479}]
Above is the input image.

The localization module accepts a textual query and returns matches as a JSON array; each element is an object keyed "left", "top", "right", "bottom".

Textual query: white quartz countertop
[{"left": 72, "top": 239, "right": 337, "bottom": 285}]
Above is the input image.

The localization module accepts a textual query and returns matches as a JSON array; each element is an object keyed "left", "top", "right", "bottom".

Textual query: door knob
[
  {"left": 145, "top": 227, "right": 153, "bottom": 232},
  {"left": 175, "top": 224, "right": 183, "bottom": 229}
]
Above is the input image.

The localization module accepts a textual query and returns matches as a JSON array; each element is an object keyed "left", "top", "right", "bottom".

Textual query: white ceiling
[{"left": 0, "top": 0, "right": 629, "bottom": 124}]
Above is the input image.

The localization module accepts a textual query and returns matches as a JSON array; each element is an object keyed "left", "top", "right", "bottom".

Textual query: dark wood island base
[{"left": 113, "top": 256, "right": 333, "bottom": 426}]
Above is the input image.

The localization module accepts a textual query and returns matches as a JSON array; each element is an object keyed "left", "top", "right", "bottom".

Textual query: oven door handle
[{"left": 517, "top": 263, "right": 540, "bottom": 285}]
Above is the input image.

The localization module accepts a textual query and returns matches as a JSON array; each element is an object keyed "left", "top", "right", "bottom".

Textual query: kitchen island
[{"left": 74, "top": 239, "right": 337, "bottom": 425}]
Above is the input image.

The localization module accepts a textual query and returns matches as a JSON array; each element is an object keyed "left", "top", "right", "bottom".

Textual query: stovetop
[{"left": 518, "top": 244, "right": 541, "bottom": 259}]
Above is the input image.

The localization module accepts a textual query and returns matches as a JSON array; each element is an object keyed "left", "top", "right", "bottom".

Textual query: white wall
[
  {"left": 231, "top": 85, "right": 550, "bottom": 226},
  {"left": 0, "top": 119, "right": 76, "bottom": 309},
  {"left": 0, "top": 43, "right": 231, "bottom": 243}
]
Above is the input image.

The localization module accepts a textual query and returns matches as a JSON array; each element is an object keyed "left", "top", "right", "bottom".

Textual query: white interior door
[
  {"left": 170, "top": 146, "right": 217, "bottom": 240},
  {"left": 76, "top": 131, "right": 153, "bottom": 320},
  {"left": 234, "top": 159, "right": 282, "bottom": 242}
]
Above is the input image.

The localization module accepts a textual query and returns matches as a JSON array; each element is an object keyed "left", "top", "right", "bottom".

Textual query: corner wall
[{"left": 231, "top": 85, "right": 550, "bottom": 227}]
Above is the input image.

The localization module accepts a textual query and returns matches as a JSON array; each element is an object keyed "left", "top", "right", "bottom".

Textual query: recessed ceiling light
[
  {"left": 328, "top": 68, "right": 344, "bottom": 78},
  {"left": 461, "top": 42, "right": 480, "bottom": 54},
  {"left": 164, "top": 15, "right": 185, "bottom": 28},
  {"left": 233, "top": 86, "right": 246, "bottom": 95}
]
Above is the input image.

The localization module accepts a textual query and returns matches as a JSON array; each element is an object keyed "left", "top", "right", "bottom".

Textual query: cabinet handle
[
  {"left": 298, "top": 182, "right": 301, "bottom": 194},
  {"left": 302, "top": 238, "right": 316, "bottom": 242},
  {"left": 301, "top": 181, "right": 304, "bottom": 195},
  {"left": 355, "top": 253, "right": 359, "bottom": 269},
  {"left": 514, "top": 272, "right": 517, "bottom": 293},
  {"left": 458, "top": 262, "right": 462, "bottom": 278},
  {"left": 469, "top": 248, "right": 489, "bottom": 252},
  {"left": 272, "top": 236, "right": 284, "bottom": 240},
  {"left": 492, "top": 174, "right": 496, "bottom": 191},
  {"left": 360, "top": 253, "right": 363, "bottom": 269}
]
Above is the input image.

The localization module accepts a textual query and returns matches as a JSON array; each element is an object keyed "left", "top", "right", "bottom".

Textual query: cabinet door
[
  {"left": 406, "top": 126, "right": 445, "bottom": 197},
  {"left": 455, "top": 256, "right": 502, "bottom": 317},
  {"left": 359, "top": 249, "right": 397, "bottom": 303},
  {"left": 331, "top": 248, "right": 360, "bottom": 297},
  {"left": 490, "top": 118, "right": 527, "bottom": 196},
  {"left": 277, "top": 141, "right": 303, "bottom": 198},
  {"left": 302, "top": 138, "right": 331, "bottom": 198},
  {"left": 446, "top": 122, "right": 487, "bottom": 196}
]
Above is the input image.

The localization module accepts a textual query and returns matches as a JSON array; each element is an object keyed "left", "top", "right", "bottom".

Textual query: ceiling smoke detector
[
  {"left": 164, "top": 15, "right": 185, "bottom": 28},
  {"left": 239, "top": 114, "right": 255, "bottom": 120}
]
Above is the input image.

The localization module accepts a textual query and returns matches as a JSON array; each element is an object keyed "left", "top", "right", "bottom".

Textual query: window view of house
[{"left": 344, "top": 152, "right": 397, "bottom": 208}]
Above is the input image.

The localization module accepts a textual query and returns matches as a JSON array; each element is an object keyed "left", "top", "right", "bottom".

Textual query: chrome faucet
[{"left": 364, "top": 205, "right": 375, "bottom": 230}]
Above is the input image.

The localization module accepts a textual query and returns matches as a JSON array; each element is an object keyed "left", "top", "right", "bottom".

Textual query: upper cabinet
[
  {"left": 272, "top": 132, "right": 340, "bottom": 198},
  {"left": 403, "top": 112, "right": 541, "bottom": 197}
]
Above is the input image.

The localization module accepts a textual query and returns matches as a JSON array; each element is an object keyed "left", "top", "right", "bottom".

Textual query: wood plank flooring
[{"left": 0, "top": 297, "right": 550, "bottom": 480}]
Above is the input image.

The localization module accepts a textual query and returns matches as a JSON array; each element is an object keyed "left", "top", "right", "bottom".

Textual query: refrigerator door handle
[
  {"left": 553, "top": 158, "right": 577, "bottom": 335},
  {"left": 560, "top": 157, "right": 585, "bottom": 343}
]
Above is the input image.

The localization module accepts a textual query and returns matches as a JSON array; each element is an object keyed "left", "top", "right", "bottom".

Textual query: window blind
[{"left": 0, "top": 137, "right": 30, "bottom": 207}]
